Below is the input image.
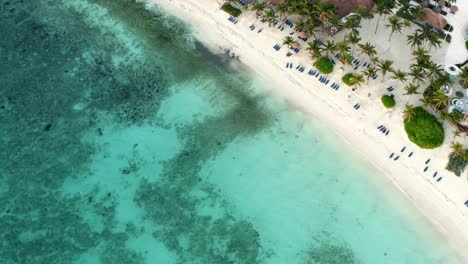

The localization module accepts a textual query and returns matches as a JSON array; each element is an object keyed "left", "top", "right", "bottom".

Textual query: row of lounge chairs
[
  {"left": 286, "top": 63, "right": 293, "bottom": 69},
  {"left": 284, "top": 19, "right": 294, "bottom": 28},
  {"left": 319, "top": 76, "right": 329, "bottom": 85},
  {"left": 237, "top": 0, "right": 248, "bottom": 7},
  {"left": 307, "top": 69, "right": 320, "bottom": 77},
  {"left": 387, "top": 86, "right": 395, "bottom": 92},
  {"left": 273, "top": 44, "right": 281, "bottom": 51},
  {"left": 353, "top": 103, "right": 361, "bottom": 110},
  {"left": 249, "top": 24, "right": 256, "bottom": 30},
  {"left": 296, "top": 65, "right": 305, "bottom": 72},
  {"left": 290, "top": 47, "right": 300, "bottom": 53},
  {"left": 330, "top": 82, "right": 340, "bottom": 90},
  {"left": 377, "top": 125, "right": 390, "bottom": 135},
  {"left": 389, "top": 153, "right": 400, "bottom": 160},
  {"left": 228, "top": 17, "right": 238, "bottom": 24},
  {"left": 315, "top": 39, "right": 324, "bottom": 45},
  {"left": 277, "top": 24, "right": 286, "bottom": 31}
]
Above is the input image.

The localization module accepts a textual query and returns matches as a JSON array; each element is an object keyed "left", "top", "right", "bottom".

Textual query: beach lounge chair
[
  {"left": 315, "top": 72, "right": 319, "bottom": 77},
  {"left": 437, "top": 177, "right": 443, "bottom": 182},
  {"left": 381, "top": 128, "right": 387, "bottom": 133},
  {"left": 377, "top": 125, "right": 383, "bottom": 129},
  {"left": 257, "top": 29, "right": 263, "bottom": 33},
  {"left": 286, "top": 63, "right": 289, "bottom": 68},
  {"left": 425, "top": 159, "right": 431, "bottom": 164},
  {"left": 325, "top": 80, "right": 329, "bottom": 85},
  {"left": 389, "top": 153, "right": 394, "bottom": 159},
  {"left": 408, "top": 152, "right": 413, "bottom": 157},
  {"left": 335, "top": 85, "right": 340, "bottom": 90},
  {"left": 433, "top": 172, "right": 438, "bottom": 178},
  {"left": 464, "top": 200, "right": 468, "bottom": 206},
  {"left": 423, "top": 166, "right": 428, "bottom": 172},
  {"left": 401, "top": 147, "right": 406, "bottom": 152},
  {"left": 354, "top": 66, "right": 358, "bottom": 70},
  {"left": 385, "top": 130, "right": 389, "bottom": 135},
  {"left": 394, "top": 155, "right": 400, "bottom": 161}
]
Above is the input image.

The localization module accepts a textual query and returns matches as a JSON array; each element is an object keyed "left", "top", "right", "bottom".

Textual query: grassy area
[
  {"left": 314, "top": 57, "right": 333, "bottom": 74},
  {"left": 221, "top": 3, "right": 241, "bottom": 17},
  {"left": 404, "top": 107, "right": 444, "bottom": 149},
  {"left": 381, "top": 95, "right": 396, "bottom": 108}
]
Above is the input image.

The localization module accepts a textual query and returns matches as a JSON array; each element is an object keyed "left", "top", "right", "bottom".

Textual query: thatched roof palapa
[
  {"left": 321, "top": 0, "right": 374, "bottom": 18},
  {"left": 421, "top": 7, "right": 447, "bottom": 30},
  {"left": 292, "top": 42, "right": 300, "bottom": 49},
  {"left": 298, "top": 31, "right": 308, "bottom": 38}
]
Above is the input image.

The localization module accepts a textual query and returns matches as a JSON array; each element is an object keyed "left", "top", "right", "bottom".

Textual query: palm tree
[
  {"left": 427, "top": 32, "right": 442, "bottom": 51},
  {"left": 412, "top": 45, "right": 430, "bottom": 66},
  {"left": 350, "top": 74, "right": 365, "bottom": 88},
  {"left": 336, "top": 41, "right": 350, "bottom": 58},
  {"left": 358, "top": 42, "right": 377, "bottom": 60},
  {"left": 277, "top": 3, "right": 288, "bottom": 23},
  {"left": 403, "top": 83, "right": 420, "bottom": 102},
  {"left": 263, "top": 9, "right": 277, "bottom": 27},
  {"left": 346, "top": 32, "right": 361, "bottom": 53},
  {"left": 306, "top": 41, "right": 322, "bottom": 59},
  {"left": 251, "top": 2, "right": 265, "bottom": 18},
  {"left": 431, "top": 89, "right": 449, "bottom": 110},
  {"left": 459, "top": 67, "right": 468, "bottom": 88},
  {"left": 451, "top": 142, "right": 464, "bottom": 157},
  {"left": 341, "top": 52, "right": 354, "bottom": 66},
  {"left": 385, "top": 15, "right": 403, "bottom": 41},
  {"left": 407, "top": 31, "right": 424, "bottom": 49},
  {"left": 409, "top": 66, "right": 425, "bottom": 86},
  {"left": 304, "top": 20, "right": 320, "bottom": 40},
  {"left": 410, "top": 6, "right": 426, "bottom": 21},
  {"left": 283, "top": 36, "right": 295, "bottom": 50},
  {"left": 392, "top": 70, "right": 408, "bottom": 83},
  {"left": 294, "top": 20, "right": 305, "bottom": 31},
  {"left": 343, "top": 15, "right": 361, "bottom": 37},
  {"left": 314, "top": 2, "right": 337, "bottom": 28},
  {"left": 321, "top": 40, "right": 336, "bottom": 57},
  {"left": 362, "top": 67, "right": 378, "bottom": 83},
  {"left": 437, "top": 73, "right": 454, "bottom": 87},
  {"left": 353, "top": 6, "right": 374, "bottom": 20},
  {"left": 426, "top": 62, "right": 443, "bottom": 81},
  {"left": 374, "top": 1, "right": 394, "bottom": 34},
  {"left": 403, "top": 104, "right": 415, "bottom": 121},
  {"left": 419, "top": 96, "right": 433, "bottom": 109},
  {"left": 377, "top": 59, "right": 394, "bottom": 80}
]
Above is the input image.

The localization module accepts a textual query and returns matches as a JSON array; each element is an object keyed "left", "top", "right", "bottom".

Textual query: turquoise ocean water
[{"left": 0, "top": 0, "right": 463, "bottom": 263}]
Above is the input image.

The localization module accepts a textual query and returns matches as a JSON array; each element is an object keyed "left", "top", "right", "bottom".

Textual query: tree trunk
[{"left": 374, "top": 16, "right": 381, "bottom": 34}]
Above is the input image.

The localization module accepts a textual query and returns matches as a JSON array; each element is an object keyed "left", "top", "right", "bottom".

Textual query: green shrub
[
  {"left": 221, "top": 3, "right": 241, "bottom": 17},
  {"left": 341, "top": 73, "right": 362, "bottom": 86},
  {"left": 381, "top": 95, "right": 396, "bottom": 108},
  {"left": 455, "top": 91, "right": 464, "bottom": 98},
  {"left": 314, "top": 57, "right": 333, "bottom": 74},
  {"left": 404, "top": 107, "right": 444, "bottom": 149},
  {"left": 446, "top": 152, "right": 467, "bottom": 176}
]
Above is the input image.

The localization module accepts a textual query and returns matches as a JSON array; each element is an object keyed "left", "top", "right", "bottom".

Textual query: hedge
[
  {"left": 221, "top": 3, "right": 241, "bottom": 17},
  {"left": 381, "top": 95, "right": 396, "bottom": 108},
  {"left": 314, "top": 57, "right": 333, "bottom": 74},
  {"left": 404, "top": 106, "right": 444, "bottom": 149}
]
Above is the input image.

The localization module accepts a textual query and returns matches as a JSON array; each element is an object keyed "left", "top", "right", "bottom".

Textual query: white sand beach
[{"left": 152, "top": 0, "right": 468, "bottom": 261}]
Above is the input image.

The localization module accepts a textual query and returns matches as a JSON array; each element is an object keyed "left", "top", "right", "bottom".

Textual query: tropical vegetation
[
  {"left": 221, "top": 3, "right": 241, "bottom": 17},
  {"left": 314, "top": 57, "right": 333, "bottom": 74},
  {"left": 403, "top": 106, "right": 444, "bottom": 149},
  {"left": 381, "top": 95, "right": 396, "bottom": 108}
]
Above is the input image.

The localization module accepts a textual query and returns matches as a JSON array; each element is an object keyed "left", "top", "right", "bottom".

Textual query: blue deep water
[{"left": 0, "top": 0, "right": 463, "bottom": 263}]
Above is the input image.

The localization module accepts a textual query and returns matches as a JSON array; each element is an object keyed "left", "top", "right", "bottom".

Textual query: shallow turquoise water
[{"left": 0, "top": 0, "right": 462, "bottom": 263}]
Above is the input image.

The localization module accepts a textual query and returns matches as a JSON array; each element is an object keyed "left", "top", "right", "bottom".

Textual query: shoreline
[{"left": 152, "top": 0, "right": 468, "bottom": 261}]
